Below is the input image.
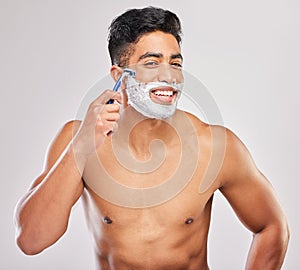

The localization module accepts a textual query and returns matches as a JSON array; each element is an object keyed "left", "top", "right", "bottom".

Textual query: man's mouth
[{"left": 150, "top": 86, "right": 178, "bottom": 104}]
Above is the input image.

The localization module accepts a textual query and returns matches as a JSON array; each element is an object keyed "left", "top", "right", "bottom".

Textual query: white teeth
[{"left": 153, "top": 90, "right": 174, "bottom": 96}]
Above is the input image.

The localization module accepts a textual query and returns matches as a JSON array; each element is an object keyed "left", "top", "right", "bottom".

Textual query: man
[{"left": 14, "top": 6, "right": 289, "bottom": 270}]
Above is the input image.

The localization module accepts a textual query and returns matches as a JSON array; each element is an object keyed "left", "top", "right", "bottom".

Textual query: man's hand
[{"left": 72, "top": 90, "right": 122, "bottom": 158}]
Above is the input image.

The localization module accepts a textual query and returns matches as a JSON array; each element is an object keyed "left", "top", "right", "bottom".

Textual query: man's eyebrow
[
  {"left": 137, "top": 52, "right": 183, "bottom": 62},
  {"left": 138, "top": 52, "right": 163, "bottom": 61},
  {"left": 170, "top": 53, "right": 183, "bottom": 61}
]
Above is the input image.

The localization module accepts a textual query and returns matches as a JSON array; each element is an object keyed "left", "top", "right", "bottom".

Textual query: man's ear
[{"left": 110, "top": 65, "right": 123, "bottom": 82}]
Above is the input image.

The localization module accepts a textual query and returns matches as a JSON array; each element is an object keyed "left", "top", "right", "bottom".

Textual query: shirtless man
[{"left": 14, "top": 7, "right": 289, "bottom": 270}]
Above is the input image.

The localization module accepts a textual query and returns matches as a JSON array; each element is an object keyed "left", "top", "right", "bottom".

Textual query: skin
[{"left": 14, "top": 31, "right": 289, "bottom": 269}]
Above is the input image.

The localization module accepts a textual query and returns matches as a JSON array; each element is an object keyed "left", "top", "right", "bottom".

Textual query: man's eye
[
  {"left": 171, "top": 62, "right": 183, "bottom": 69},
  {"left": 144, "top": 61, "right": 159, "bottom": 67}
]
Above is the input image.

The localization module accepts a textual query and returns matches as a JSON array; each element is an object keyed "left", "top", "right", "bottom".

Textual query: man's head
[
  {"left": 108, "top": 7, "right": 184, "bottom": 119},
  {"left": 108, "top": 6, "right": 182, "bottom": 68}
]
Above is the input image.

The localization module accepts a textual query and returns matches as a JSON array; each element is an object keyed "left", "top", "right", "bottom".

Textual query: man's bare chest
[{"left": 82, "top": 134, "right": 216, "bottom": 209}]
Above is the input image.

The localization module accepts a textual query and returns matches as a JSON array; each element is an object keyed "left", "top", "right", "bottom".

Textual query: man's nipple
[
  {"left": 185, "top": 218, "right": 194, "bottom": 224},
  {"left": 103, "top": 216, "right": 113, "bottom": 224}
]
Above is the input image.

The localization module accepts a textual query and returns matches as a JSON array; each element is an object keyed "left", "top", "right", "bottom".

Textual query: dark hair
[{"left": 108, "top": 6, "right": 182, "bottom": 67}]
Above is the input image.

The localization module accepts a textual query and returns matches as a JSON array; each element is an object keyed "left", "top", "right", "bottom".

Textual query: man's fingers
[
  {"left": 102, "top": 112, "right": 120, "bottom": 122},
  {"left": 91, "top": 90, "right": 122, "bottom": 106},
  {"left": 107, "top": 122, "right": 118, "bottom": 136},
  {"left": 95, "top": 121, "right": 118, "bottom": 136},
  {"left": 105, "top": 104, "right": 120, "bottom": 113}
]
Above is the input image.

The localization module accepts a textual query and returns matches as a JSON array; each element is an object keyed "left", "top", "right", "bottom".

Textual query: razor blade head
[{"left": 123, "top": 68, "right": 136, "bottom": 77}]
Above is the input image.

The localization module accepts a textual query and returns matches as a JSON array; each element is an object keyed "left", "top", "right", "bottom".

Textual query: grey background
[{"left": 1, "top": 0, "right": 299, "bottom": 269}]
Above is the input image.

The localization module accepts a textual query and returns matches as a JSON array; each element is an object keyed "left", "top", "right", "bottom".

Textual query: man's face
[{"left": 126, "top": 31, "right": 184, "bottom": 106}]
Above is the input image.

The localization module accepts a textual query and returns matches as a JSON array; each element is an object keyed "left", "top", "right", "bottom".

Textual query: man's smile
[{"left": 150, "top": 86, "right": 178, "bottom": 104}]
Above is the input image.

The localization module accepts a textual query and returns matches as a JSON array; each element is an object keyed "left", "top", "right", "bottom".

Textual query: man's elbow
[
  {"left": 16, "top": 234, "right": 45, "bottom": 256},
  {"left": 281, "top": 219, "right": 290, "bottom": 249},
  {"left": 276, "top": 217, "right": 290, "bottom": 247},
  {"left": 15, "top": 224, "right": 67, "bottom": 255},
  {"left": 264, "top": 218, "right": 290, "bottom": 252}
]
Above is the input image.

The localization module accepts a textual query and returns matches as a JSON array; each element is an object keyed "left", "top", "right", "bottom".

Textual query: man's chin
[{"left": 132, "top": 106, "right": 177, "bottom": 120}]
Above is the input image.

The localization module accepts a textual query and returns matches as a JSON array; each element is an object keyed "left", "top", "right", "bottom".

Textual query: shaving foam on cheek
[{"left": 125, "top": 76, "right": 183, "bottom": 119}]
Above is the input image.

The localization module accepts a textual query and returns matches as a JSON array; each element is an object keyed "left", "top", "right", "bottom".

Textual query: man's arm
[
  {"left": 14, "top": 90, "right": 122, "bottom": 255},
  {"left": 219, "top": 129, "right": 289, "bottom": 270},
  {"left": 14, "top": 120, "right": 85, "bottom": 255}
]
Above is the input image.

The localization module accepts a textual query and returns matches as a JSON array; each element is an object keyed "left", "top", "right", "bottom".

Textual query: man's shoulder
[
  {"left": 179, "top": 110, "right": 209, "bottom": 129},
  {"left": 58, "top": 120, "right": 82, "bottom": 137},
  {"left": 63, "top": 119, "right": 82, "bottom": 130},
  {"left": 49, "top": 120, "right": 82, "bottom": 147},
  {"left": 179, "top": 110, "right": 246, "bottom": 154},
  {"left": 179, "top": 109, "right": 227, "bottom": 137}
]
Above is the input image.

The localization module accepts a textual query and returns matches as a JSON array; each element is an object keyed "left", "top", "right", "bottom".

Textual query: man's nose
[{"left": 157, "top": 63, "right": 182, "bottom": 83}]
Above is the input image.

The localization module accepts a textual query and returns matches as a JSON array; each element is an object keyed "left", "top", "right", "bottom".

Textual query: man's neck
[{"left": 116, "top": 107, "right": 178, "bottom": 160}]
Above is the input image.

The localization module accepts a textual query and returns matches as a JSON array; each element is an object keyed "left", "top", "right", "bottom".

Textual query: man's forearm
[
  {"left": 15, "top": 144, "right": 85, "bottom": 255},
  {"left": 246, "top": 222, "right": 290, "bottom": 270}
]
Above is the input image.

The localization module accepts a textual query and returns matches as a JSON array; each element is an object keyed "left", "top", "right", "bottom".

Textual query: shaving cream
[{"left": 125, "top": 76, "right": 183, "bottom": 119}]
